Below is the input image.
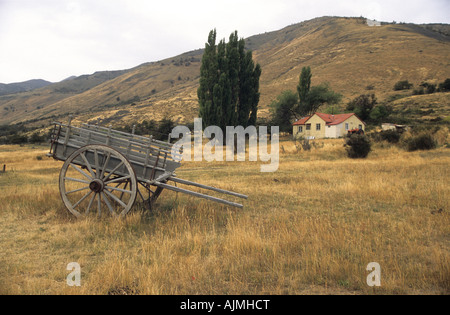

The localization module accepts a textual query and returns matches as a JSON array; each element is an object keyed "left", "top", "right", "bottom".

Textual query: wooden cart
[{"left": 48, "top": 117, "right": 247, "bottom": 218}]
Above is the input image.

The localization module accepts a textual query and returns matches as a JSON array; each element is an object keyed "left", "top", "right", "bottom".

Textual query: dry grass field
[{"left": 0, "top": 139, "right": 449, "bottom": 295}]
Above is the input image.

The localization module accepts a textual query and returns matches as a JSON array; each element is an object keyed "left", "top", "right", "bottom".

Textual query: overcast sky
[{"left": 0, "top": 0, "right": 449, "bottom": 83}]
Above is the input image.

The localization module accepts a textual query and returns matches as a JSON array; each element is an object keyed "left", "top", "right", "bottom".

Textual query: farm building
[
  {"left": 382, "top": 123, "right": 410, "bottom": 132},
  {"left": 293, "top": 113, "right": 365, "bottom": 139}
]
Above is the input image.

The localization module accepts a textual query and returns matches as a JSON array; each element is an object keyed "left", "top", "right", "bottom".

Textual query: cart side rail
[{"left": 49, "top": 121, "right": 182, "bottom": 174}]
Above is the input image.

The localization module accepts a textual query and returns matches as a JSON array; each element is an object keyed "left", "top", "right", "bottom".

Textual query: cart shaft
[{"left": 154, "top": 181, "right": 245, "bottom": 208}]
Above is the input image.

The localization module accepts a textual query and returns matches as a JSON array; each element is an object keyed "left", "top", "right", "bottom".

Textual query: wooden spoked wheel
[{"left": 59, "top": 145, "right": 138, "bottom": 218}]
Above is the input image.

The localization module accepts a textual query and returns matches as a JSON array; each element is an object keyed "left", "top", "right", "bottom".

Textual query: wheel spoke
[
  {"left": 70, "top": 163, "right": 93, "bottom": 180},
  {"left": 80, "top": 152, "right": 95, "bottom": 178},
  {"left": 105, "top": 185, "right": 133, "bottom": 194},
  {"left": 104, "top": 189, "right": 127, "bottom": 208},
  {"left": 66, "top": 186, "right": 90, "bottom": 195},
  {"left": 119, "top": 181, "right": 129, "bottom": 200},
  {"left": 94, "top": 149, "right": 101, "bottom": 178},
  {"left": 100, "top": 151, "right": 111, "bottom": 179},
  {"left": 101, "top": 192, "right": 116, "bottom": 216},
  {"left": 103, "top": 161, "right": 125, "bottom": 182},
  {"left": 64, "top": 177, "right": 90, "bottom": 184},
  {"left": 105, "top": 175, "right": 131, "bottom": 185},
  {"left": 86, "top": 192, "right": 96, "bottom": 215},
  {"left": 72, "top": 190, "right": 93, "bottom": 209}
]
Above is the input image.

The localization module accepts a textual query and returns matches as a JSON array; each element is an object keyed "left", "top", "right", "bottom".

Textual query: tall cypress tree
[
  {"left": 296, "top": 66, "right": 341, "bottom": 117},
  {"left": 198, "top": 30, "right": 261, "bottom": 130},
  {"left": 248, "top": 62, "right": 261, "bottom": 126},
  {"left": 198, "top": 29, "right": 219, "bottom": 127},
  {"left": 297, "top": 66, "right": 312, "bottom": 107}
]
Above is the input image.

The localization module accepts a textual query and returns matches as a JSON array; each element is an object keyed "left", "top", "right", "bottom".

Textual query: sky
[{"left": 0, "top": 0, "right": 449, "bottom": 84}]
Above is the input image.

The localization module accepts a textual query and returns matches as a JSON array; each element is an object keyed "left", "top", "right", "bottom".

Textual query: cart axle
[{"left": 89, "top": 179, "right": 104, "bottom": 193}]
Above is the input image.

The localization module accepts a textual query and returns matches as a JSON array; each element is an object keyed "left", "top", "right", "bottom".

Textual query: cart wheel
[{"left": 59, "top": 144, "right": 138, "bottom": 218}]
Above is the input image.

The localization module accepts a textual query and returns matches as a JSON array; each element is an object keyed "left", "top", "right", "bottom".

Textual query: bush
[
  {"left": 405, "top": 133, "right": 437, "bottom": 152},
  {"left": 346, "top": 94, "right": 377, "bottom": 121},
  {"left": 394, "top": 80, "right": 413, "bottom": 91},
  {"left": 345, "top": 134, "right": 372, "bottom": 158},
  {"left": 369, "top": 104, "right": 391, "bottom": 122},
  {"left": 438, "top": 78, "right": 450, "bottom": 92},
  {"left": 379, "top": 130, "right": 401, "bottom": 143},
  {"left": 29, "top": 132, "right": 47, "bottom": 144},
  {"left": 420, "top": 82, "right": 436, "bottom": 94}
]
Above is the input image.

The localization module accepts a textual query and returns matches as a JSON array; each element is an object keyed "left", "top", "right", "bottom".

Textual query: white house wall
[{"left": 325, "top": 125, "right": 336, "bottom": 138}]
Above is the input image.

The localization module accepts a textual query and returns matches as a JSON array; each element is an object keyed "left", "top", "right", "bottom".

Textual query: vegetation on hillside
[
  {"left": 1, "top": 17, "right": 449, "bottom": 130},
  {"left": 270, "top": 66, "right": 341, "bottom": 132}
]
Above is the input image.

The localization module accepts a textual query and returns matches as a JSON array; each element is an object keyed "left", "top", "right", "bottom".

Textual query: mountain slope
[
  {"left": 0, "top": 79, "right": 52, "bottom": 96},
  {"left": 1, "top": 16, "right": 449, "bottom": 127}
]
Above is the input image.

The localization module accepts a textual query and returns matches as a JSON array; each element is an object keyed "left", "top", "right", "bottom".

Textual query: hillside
[
  {"left": 0, "top": 79, "right": 52, "bottom": 96},
  {"left": 1, "top": 16, "right": 449, "bottom": 128}
]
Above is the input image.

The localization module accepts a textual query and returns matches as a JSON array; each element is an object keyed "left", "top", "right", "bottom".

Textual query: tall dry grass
[{"left": 0, "top": 141, "right": 448, "bottom": 295}]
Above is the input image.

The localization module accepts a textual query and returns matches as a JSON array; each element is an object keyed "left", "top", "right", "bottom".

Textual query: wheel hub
[{"left": 89, "top": 179, "right": 104, "bottom": 193}]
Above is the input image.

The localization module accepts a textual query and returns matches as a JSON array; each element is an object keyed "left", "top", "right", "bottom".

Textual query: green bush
[
  {"left": 405, "top": 133, "right": 437, "bottom": 152},
  {"left": 379, "top": 130, "right": 401, "bottom": 143},
  {"left": 394, "top": 80, "right": 413, "bottom": 91},
  {"left": 345, "top": 134, "right": 372, "bottom": 158},
  {"left": 438, "top": 78, "right": 450, "bottom": 92}
]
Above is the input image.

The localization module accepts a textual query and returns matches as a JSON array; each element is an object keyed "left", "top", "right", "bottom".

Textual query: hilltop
[
  {"left": 1, "top": 16, "right": 449, "bottom": 128},
  {"left": 0, "top": 79, "right": 52, "bottom": 96}
]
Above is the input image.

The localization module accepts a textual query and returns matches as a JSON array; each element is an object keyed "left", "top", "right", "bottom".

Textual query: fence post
[{"left": 2, "top": 164, "right": 5, "bottom": 173}]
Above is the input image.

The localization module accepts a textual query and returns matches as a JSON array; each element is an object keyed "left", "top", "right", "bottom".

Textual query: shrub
[
  {"left": 345, "top": 134, "right": 372, "bottom": 158},
  {"left": 394, "top": 80, "right": 413, "bottom": 91},
  {"left": 420, "top": 82, "right": 436, "bottom": 94},
  {"left": 438, "top": 78, "right": 450, "bottom": 92},
  {"left": 369, "top": 105, "right": 391, "bottom": 122},
  {"left": 412, "top": 87, "right": 424, "bottom": 95},
  {"left": 405, "top": 133, "right": 437, "bottom": 152},
  {"left": 29, "top": 132, "right": 46, "bottom": 144},
  {"left": 379, "top": 130, "right": 401, "bottom": 143},
  {"left": 346, "top": 94, "right": 377, "bottom": 121}
]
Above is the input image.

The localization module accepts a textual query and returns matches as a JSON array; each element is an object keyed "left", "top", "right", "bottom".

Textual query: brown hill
[
  {"left": 1, "top": 16, "right": 449, "bottom": 128},
  {"left": 0, "top": 79, "right": 52, "bottom": 96}
]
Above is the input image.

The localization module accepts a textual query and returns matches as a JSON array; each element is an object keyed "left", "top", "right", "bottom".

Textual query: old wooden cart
[{"left": 48, "top": 117, "right": 247, "bottom": 218}]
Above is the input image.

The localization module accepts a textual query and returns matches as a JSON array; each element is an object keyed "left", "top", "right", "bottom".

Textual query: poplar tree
[
  {"left": 296, "top": 66, "right": 341, "bottom": 117},
  {"left": 198, "top": 30, "right": 219, "bottom": 126},
  {"left": 198, "top": 29, "right": 261, "bottom": 130},
  {"left": 297, "top": 66, "right": 312, "bottom": 109}
]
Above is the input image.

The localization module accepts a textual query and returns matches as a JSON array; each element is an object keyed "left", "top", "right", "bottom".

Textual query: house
[
  {"left": 293, "top": 113, "right": 365, "bottom": 139},
  {"left": 382, "top": 123, "right": 409, "bottom": 133},
  {"left": 367, "top": 19, "right": 381, "bottom": 27}
]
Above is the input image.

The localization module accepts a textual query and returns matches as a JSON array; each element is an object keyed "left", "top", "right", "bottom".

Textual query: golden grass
[{"left": 0, "top": 141, "right": 449, "bottom": 295}]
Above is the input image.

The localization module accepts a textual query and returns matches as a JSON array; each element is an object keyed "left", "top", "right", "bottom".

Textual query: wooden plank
[
  {"left": 54, "top": 136, "right": 173, "bottom": 168},
  {"left": 66, "top": 126, "right": 176, "bottom": 160},
  {"left": 81, "top": 123, "right": 174, "bottom": 151},
  {"left": 153, "top": 182, "right": 244, "bottom": 208},
  {"left": 169, "top": 177, "right": 248, "bottom": 199}
]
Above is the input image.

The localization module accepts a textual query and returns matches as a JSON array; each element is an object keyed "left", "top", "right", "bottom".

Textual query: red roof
[
  {"left": 293, "top": 116, "right": 311, "bottom": 126},
  {"left": 293, "top": 113, "right": 365, "bottom": 126}
]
